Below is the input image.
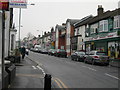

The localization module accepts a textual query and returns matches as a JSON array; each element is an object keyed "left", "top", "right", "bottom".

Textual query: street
[{"left": 27, "top": 51, "right": 119, "bottom": 88}]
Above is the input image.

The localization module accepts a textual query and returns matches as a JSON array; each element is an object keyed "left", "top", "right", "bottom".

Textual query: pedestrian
[{"left": 21, "top": 46, "right": 26, "bottom": 59}]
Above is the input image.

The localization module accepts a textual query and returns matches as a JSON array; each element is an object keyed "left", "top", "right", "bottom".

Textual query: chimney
[
  {"left": 97, "top": 5, "right": 104, "bottom": 16},
  {"left": 62, "top": 23, "right": 66, "bottom": 26},
  {"left": 38, "top": 35, "right": 41, "bottom": 37},
  {"left": 51, "top": 27, "right": 54, "bottom": 32},
  {"left": 44, "top": 32, "right": 46, "bottom": 35}
]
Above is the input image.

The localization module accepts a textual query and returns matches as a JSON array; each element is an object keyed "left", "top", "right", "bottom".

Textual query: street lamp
[{"left": 18, "top": 3, "right": 35, "bottom": 48}]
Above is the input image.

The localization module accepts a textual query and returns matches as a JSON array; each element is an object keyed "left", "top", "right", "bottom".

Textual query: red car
[{"left": 55, "top": 49, "right": 67, "bottom": 58}]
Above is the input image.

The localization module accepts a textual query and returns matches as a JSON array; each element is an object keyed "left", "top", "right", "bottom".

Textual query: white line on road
[
  {"left": 37, "top": 66, "right": 46, "bottom": 75},
  {"left": 105, "top": 73, "right": 120, "bottom": 80},
  {"left": 82, "top": 66, "right": 97, "bottom": 71},
  {"left": 32, "top": 66, "right": 37, "bottom": 69}
]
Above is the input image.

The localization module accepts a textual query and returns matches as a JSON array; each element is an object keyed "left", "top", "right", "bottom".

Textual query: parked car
[
  {"left": 84, "top": 51, "right": 109, "bottom": 65},
  {"left": 55, "top": 49, "right": 67, "bottom": 58},
  {"left": 71, "top": 51, "right": 85, "bottom": 61},
  {"left": 48, "top": 49, "right": 56, "bottom": 55},
  {"left": 41, "top": 49, "right": 48, "bottom": 54}
]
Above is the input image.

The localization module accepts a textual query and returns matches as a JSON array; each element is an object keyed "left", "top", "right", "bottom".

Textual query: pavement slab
[{"left": 9, "top": 57, "right": 44, "bottom": 89}]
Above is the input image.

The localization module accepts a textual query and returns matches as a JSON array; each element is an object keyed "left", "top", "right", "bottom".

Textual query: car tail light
[{"left": 93, "top": 56, "right": 99, "bottom": 59}]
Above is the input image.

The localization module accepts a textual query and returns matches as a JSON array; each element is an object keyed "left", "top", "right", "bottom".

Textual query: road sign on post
[
  {"left": 9, "top": 0, "right": 27, "bottom": 8},
  {"left": 0, "top": 0, "right": 9, "bottom": 10}
]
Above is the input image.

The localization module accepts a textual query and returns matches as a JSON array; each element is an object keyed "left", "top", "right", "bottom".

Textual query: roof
[
  {"left": 55, "top": 24, "right": 66, "bottom": 31},
  {"left": 74, "top": 15, "right": 93, "bottom": 28},
  {"left": 88, "top": 8, "right": 120, "bottom": 24},
  {"left": 66, "top": 19, "right": 80, "bottom": 26}
]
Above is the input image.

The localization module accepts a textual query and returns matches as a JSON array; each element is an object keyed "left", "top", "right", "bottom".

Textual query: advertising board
[{"left": 9, "top": 0, "right": 27, "bottom": 8}]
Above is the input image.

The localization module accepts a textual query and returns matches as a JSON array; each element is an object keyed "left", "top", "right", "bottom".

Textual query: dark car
[
  {"left": 71, "top": 51, "right": 85, "bottom": 61},
  {"left": 55, "top": 49, "right": 67, "bottom": 58},
  {"left": 84, "top": 51, "right": 109, "bottom": 65},
  {"left": 48, "top": 49, "right": 55, "bottom": 55}
]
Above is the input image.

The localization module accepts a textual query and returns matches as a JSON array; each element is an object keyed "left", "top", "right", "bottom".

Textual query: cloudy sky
[{"left": 13, "top": 0, "right": 119, "bottom": 40}]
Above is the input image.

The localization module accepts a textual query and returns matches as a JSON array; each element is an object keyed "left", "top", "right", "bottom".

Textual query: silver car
[{"left": 84, "top": 51, "right": 109, "bottom": 65}]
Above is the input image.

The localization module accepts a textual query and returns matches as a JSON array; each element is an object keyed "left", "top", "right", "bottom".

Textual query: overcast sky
[{"left": 13, "top": 0, "right": 119, "bottom": 40}]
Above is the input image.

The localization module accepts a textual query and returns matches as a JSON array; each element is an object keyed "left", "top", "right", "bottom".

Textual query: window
[
  {"left": 90, "top": 23, "right": 98, "bottom": 34},
  {"left": 11, "top": 34, "right": 14, "bottom": 50},
  {"left": 114, "top": 15, "right": 120, "bottom": 29},
  {"left": 99, "top": 20, "right": 108, "bottom": 32}
]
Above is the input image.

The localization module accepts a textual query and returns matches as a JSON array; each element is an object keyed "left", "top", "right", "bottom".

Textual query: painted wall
[
  {"left": 55, "top": 27, "right": 59, "bottom": 49},
  {"left": 66, "top": 22, "right": 71, "bottom": 54}
]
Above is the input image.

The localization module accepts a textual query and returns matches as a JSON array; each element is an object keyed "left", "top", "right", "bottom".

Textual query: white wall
[
  {"left": 66, "top": 22, "right": 71, "bottom": 53},
  {"left": 55, "top": 27, "right": 58, "bottom": 49},
  {"left": 77, "top": 25, "right": 86, "bottom": 50},
  {"left": 4, "top": 11, "right": 10, "bottom": 57}
]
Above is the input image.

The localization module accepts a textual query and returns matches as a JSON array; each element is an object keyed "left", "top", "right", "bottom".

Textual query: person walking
[{"left": 21, "top": 46, "right": 26, "bottom": 59}]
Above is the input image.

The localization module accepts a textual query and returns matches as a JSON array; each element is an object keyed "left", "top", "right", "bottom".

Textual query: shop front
[
  {"left": 85, "top": 37, "right": 120, "bottom": 59},
  {"left": 108, "top": 41, "right": 120, "bottom": 59},
  {"left": 85, "top": 31, "right": 120, "bottom": 59}
]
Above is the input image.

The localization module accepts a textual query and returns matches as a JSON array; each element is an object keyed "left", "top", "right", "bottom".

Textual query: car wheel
[
  {"left": 76, "top": 58, "right": 79, "bottom": 61},
  {"left": 92, "top": 60, "right": 95, "bottom": 65},
  {"left": 84, "top": 59, "right": 87, "bottom": 63}
]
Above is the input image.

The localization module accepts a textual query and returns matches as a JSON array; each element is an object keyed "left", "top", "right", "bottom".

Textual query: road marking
[
  {"left": 55, "top": 78, "right": 68, "bottom": 88},
  {"left": 32, "top": 66, "right": 37, "bottom": 69},
  {"left": 16, "top": 74, "right": 44, "bottom": 78},
  {"left": 82, "top": 66, "right": 97, "bottom": 71},
  {"left": 105, "top": 73, "right": 120, "bottom": 80},
  {"left": 37, "top": 66, "right": 46, "bottom": 75},
  {"left": 54, "top": 80, "right": 63, "bottom": 88}
]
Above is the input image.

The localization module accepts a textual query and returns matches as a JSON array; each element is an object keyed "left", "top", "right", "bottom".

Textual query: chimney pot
[{"left": 97, "top": 5, "right": 104, "bottom": 16}]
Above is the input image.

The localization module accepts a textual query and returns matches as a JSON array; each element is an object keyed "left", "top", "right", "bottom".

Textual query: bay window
[{"left": 99, "top": 20, "right": 108, "bottom": 32}]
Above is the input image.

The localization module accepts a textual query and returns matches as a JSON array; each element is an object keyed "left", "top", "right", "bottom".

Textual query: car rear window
[
  {"left": 78, "top": 52, "right": 85, "bottom": 55},
  {"left": 60, "top": 49, "right": 65, "bottom": 52},
  {"left": 96, "top": 52, "right": 106, "bottom": 55}
]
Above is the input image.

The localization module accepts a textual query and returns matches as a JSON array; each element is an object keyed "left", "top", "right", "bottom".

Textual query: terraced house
[{"left": 85, "top": 5, "right": 120, "bottom": 59}]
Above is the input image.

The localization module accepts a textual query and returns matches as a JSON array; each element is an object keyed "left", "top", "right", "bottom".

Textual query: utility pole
[{"left": 18, "top": 8, "right": 21, "bottom": 48}]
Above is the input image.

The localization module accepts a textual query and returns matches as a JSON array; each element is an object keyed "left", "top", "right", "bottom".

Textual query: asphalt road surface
[{"left": 27, "top": 51, "right": 119, "bottom": 89}]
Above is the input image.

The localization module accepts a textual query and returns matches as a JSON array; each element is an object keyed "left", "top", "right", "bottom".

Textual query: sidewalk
[{"left": 9, "top": 57, "right": 44, "bottom": 89}]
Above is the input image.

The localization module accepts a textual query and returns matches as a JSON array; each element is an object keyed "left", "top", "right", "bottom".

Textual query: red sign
[{"left": 0, "top": 0, "right": 9, "bottom": 10}]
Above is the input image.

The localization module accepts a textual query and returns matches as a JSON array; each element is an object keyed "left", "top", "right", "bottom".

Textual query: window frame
[
  {"left": 99, "top": 20, "right": 108, "bottom": 32},
  {"left": 114, "top": 15, "right": 120, "bottom": 29}
]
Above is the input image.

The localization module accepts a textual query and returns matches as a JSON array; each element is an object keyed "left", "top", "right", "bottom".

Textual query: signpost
[{"left": 9, "top": 0, "right": 27, "bottom": 48}]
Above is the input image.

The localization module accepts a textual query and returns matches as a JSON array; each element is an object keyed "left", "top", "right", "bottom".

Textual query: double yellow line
[{"left": 53, "top": 78, "right": 68, "bottom": 89}]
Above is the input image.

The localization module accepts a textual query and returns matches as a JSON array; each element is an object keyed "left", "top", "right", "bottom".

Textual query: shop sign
[
  {"left": 9, "top": 0, "right": 27, "bottom": 8},
  {"left": 85, "top": 32, "right": 118, "bottom": 41},
  {"left": 0, "top": 0, "right": 9, "bottom": 10}
]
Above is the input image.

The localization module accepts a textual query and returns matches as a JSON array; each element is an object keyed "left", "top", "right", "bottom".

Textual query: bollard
[{"left": 44, "top": 74, "right": 52, "bottom": 90}]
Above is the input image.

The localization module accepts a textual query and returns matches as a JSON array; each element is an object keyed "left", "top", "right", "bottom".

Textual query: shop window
[{"left": 108, "top": 41, "right": 120, "bottom": 59}]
